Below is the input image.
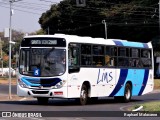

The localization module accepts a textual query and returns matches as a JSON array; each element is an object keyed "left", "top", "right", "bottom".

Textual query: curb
[{"left": 0, "top": 94, "right": 26, "bottom": 101}]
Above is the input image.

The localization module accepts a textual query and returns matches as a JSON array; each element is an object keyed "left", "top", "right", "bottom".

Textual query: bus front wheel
[{"left": 79, "top": 84, "right": 88, "bottom": 105}]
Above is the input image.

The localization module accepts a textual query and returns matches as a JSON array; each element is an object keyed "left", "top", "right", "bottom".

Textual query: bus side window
[
  {"left": 140, "top": 49, "right": 152, "bottom": 68},
  {"left": 68, "top": 45, "right": 80, "bottom": 73},
  {"left": 105, "top": 46, "right": 117, "bottom": 67},
  {"left": 68, "top": 48, "right": 77, "bottom": 66},
  {"left": 105, "top": 55, "right": 110, "bottom": 66}
]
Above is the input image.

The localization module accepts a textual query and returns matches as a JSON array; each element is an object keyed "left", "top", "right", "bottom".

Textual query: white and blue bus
[{"left": 17, "top": 34, "right": 154, "bottom": 105}]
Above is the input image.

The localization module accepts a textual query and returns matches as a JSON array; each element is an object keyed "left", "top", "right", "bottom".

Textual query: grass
[
  {"left": 129, "top": 79, "right": 160, "bottom": 111},
  {"left": 142, "top": 102, "right": 160, "bottom": 111},
  {"left": 129, "top": 101, "right": 160, "bottom": 111},
  {"left": 154, "top": 79, "right": 160, "bottom": 89}
]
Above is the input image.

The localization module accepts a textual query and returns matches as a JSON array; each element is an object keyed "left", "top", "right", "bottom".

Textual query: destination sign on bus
[
  {"left": 21, "top": 37, "right": 66, "bottom": 47},
  {"left": 31, "top": 40, "right": 57, "bottom": 45}
]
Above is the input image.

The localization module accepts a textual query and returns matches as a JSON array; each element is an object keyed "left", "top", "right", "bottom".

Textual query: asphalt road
[
  {"left": 0, "top": 85, "right": 160, "bottom": 120},
  {"left": 0, "top": 84, "right": 17, "bottom": 95}
]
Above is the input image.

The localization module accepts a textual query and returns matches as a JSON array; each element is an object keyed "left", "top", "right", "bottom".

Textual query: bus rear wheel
[
  {"left": 37, "top": 97, "right": 49, "bottom": 105},
  {"left": 79, "top": 84, "right": 88, "bottom": 105},
  {"left": 124, "top": 83, "right": 132, "bottom": 103},
  {"left": 114, "top": 83, "right": 132, "bottom": 103}
]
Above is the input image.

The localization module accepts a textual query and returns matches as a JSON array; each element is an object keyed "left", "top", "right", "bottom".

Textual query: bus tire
[
  {"left": 114, "top": 83, "right": 132, "bottom": 103},
  {"left": 79, "top": 84, "right": 88, "bottom": 105},
  {"left": 123, "top": 83, "right": 132, "bottom": 103},
  {"left": 37, "top": 97, "right": 49, "bottom": 105}
]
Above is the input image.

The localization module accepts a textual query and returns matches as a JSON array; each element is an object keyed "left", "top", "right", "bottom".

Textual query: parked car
[{"left": 0, "top": 68, "right": 16, "bottom": 76}]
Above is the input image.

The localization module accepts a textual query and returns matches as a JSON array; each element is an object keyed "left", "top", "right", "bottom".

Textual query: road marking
[
  {"left": 119, "top": 105, "right": 134, "bottom": 111},
  {"left": 132, "top": 106, "right": 143, "bottom": 111}
]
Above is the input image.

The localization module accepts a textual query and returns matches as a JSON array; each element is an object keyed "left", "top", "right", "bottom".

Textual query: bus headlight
[
  {"left": 52, "top": 80, "right": 66, "bottom": 89},
  {"left": 18, "top": 79, "right": 28, "bottom": 88}
]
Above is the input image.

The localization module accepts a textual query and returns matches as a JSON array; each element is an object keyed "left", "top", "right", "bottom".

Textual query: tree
[
  {"left": 39, "top": 0, "right": 159, "bottom": 42},
  {"left": 0, "top": 30, "right": 24, "bottom": 67}
]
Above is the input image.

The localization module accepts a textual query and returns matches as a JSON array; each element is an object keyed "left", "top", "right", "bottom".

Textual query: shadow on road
[
  {"left": 0, "top": 98, "right": 144, "bottom": 106},
  {"left": 0, "top": 92, "right": 159, "bottom": 106}
]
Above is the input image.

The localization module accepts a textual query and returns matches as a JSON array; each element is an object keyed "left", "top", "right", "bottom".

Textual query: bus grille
[
  {"left": 24, "top": 78, "right": 61, "bottom": 87},
  {"left": 32, "top": 90, "right": 49, "bottom": 94},
  {"left": 27, "top": 79, "right": 40, "bottom": 84}
]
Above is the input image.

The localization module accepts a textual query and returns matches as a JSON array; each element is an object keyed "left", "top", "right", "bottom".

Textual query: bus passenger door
[{"left": 67, "top": 43, "right": 81, "bottom": 98}]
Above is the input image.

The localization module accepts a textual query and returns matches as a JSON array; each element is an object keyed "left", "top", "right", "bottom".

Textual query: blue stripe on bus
[
  {"left": 21, "top": 77, "right": 62, "bottom": 87},
  {"left": 131, "top": 69, "right": 145, "bottom": 96},
  {"left": 138, "top": 69, "right": 149, "bottom": 95},
  {"left": 113, "top": 41, "right": 123, "bottom": 46},
  {"left": 115, "top": 69, "right": 145, "bottom": 96},
  {"left": 143, "top": 43, "right": 149, "bottom": 48},
  {"left": 113, "top": 40, "right": 149, "bottom": 48},
  {"left": 109, "top": 69, "right": 128, "bottom": 97},
  {"left": 110, "top": 69, "right": 149, "bottom": 97},
  {"left": 122, "top": 42, "right": 144, "bottom": 48}
]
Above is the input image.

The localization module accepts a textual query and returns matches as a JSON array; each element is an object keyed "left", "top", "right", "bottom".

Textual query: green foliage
[
  {"left": 131, "top": 102, "right": 160, "bottom": 111},
  {"left": 39, "top": 0, "right": 159, "bottom": 42},
  {"left": 0, "top": 30, "right": 24, "bottom": 67},
  {"left": 36, "top": 29, "right": 46, "bottom": 35}
]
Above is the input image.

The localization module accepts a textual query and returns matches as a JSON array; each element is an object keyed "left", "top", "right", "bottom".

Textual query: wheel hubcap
[
  {"left": 81, "top": 90, "right": 86, "bottom": 100},
  {"left": 125, "top": 89, "right": 130, "bottom": 99}
]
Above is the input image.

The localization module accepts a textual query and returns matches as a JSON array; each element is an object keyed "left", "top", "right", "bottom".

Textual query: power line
[
  {"left": 12, "top": 3, "right": 49, "bottom": 11},
  {"left": 0, "top": 4, "right": 42, "bottom": 15},
  {"left": 0, "top": 0, "right": 54, "bottom": 15},
  {"left": 39, "top": 0, "right": 59, "bottom": 4},
  {"left": 17, "top": 1, "right": 53, "bottom": 7},
  {"left": 0, "top": 1, "right": 50, "bottom": 11}
]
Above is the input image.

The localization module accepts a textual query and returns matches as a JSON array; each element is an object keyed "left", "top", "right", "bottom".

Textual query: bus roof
[{"left": 24, "top": 34, "right": 152, "bottom": 48}]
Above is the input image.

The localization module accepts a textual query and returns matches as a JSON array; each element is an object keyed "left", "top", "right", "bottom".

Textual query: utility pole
[
  {"left": 9, "top": 0, "right": 13, "bottom": 99},
  {"left": 76, "top": 0, "right": 86, "bottom": 7},
  {"left": 0, "top": 37, "right": 3, "bottom": 76},
  {"left": 159, "top": 0, "right": 160, "bottom": 34},
  {"left": 48, "top": 27, "right": 49, "bottom": 35},
  {"left": 102, "top": 20, "right": 107, "bottom": 39},
  {"left": 8, "top": 0, "right": 22, "bottom": 99}
]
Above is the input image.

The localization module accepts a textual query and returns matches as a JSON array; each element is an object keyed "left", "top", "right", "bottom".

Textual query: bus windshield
[{"left": 19, "top": 48, "right": 66, "bottom": 77}]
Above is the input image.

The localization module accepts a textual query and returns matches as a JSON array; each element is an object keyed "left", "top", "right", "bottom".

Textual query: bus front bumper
[{"left": 17, "top": 85, "right": 67, "bottom": 98}]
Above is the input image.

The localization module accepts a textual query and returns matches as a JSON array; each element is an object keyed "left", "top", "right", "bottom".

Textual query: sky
[{"left": 0, "top": 0, "right": 62, "bottom": 33}]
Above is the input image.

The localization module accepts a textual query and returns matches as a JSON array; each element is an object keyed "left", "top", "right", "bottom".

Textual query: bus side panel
[
  {"left": 95, "top": 68, "right": 117, "bottom": 97},
  {"left": 67, "top": 73, "right": 82, "bottom": 98},
  {"left": 109, "top": 69, "right": 128, "bottom": 97},
  {"left": 112, "top": 69, "right": 153, "bottom": 97},
  {"left": 67, "top": 68, "right": 118, "bottom": 98},
  {"left": 140, "top": 69, "right": 154, "bottom": 95},
  {"left": 116, "top": 69, "right": 144, "bottom": 96},
  {"left": 67, "top": 68, "right": 153, "bottom": 98},
  {"left": 67, "top": 68, "right": 100, "bottom": 98}
]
